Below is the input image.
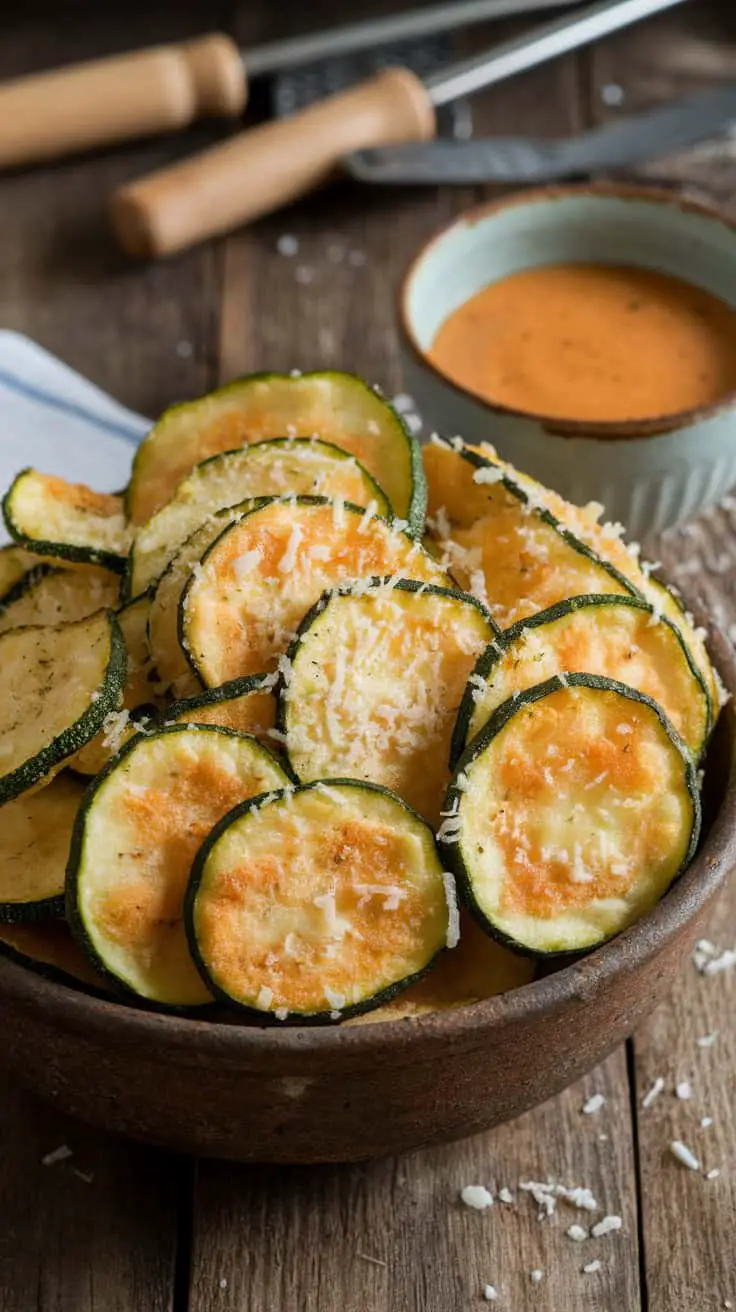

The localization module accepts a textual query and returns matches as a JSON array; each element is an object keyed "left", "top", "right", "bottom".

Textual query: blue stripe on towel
[{"left": 0, "top": 367, "right": 146, "bottom": 445}]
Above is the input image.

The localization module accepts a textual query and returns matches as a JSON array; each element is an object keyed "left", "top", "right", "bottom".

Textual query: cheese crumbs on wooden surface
[
  {"left": 460, "top": 1185, "right": 493, "bottom": 1210},
  {"left": 669, "top": 1141, "right": 701, "bottom": 1171},
  {"left": 483, "top": 1285, "right": 498, "bottom": 1302},
  {"left": 591, "top": 1215, "right": 623, "bottom": 1238},
  {"left": 642, "top": 1076, "right": 665, "bottom": 1107},
  {"left": 582, "top": 1093, "right": 606, "bottom": 1114}
]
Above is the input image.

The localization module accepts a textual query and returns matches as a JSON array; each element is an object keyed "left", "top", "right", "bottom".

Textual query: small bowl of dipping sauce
[{"left": 399, "top": 183, "right": 736, "bottom": 536}]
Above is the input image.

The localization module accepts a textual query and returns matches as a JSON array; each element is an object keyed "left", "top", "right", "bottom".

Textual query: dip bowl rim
[{"left": 398, "top": 181, "right": 736, "bottom": 441}]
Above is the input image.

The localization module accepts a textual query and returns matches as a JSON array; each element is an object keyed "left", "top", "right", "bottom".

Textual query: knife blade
[{"left": 345, "top": 83, "right": 736, "bottom": 185}]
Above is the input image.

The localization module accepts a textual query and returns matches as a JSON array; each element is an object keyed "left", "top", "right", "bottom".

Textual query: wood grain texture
[
  {"left": 0, "top": 6, "right": 224, "bottom": 1310},
  {"left": 0, "top": 1076, "right": 180, "bottom": 1312},
  {"left": 189, "top": 1052, "right": 639, "bottom": 1312}
]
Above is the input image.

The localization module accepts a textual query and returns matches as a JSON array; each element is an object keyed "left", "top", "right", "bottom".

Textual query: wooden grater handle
[
  {"left": 109, "top": 68, "right": 436, "bottom": 259},
  {"left": 0, "top": 35, "right": 246, "bottom": 169}
]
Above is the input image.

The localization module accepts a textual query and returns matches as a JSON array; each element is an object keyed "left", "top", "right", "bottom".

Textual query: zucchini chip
[
  {"left": 66, "top": 726, "right": 291, "bottom": 1008},
  {"left": 0, "top": 563, "right": 120, "bottom": 635},
  {"left": 346, "top": 913, "right": 536, "bottom": 1023},
  {"left": 453, "top": 595, "right": 710, "bottom": 765},
  {"left": 0, "top": 920, "right": 109, "bottom": 995},
  {"left": 281, "top": 579, "right": 496, "bottom": 824},
  {"left": 126, "top": 437, "right": 391, "bottom": 600},
  {"left": 3, "top": 469, "right": 132, "bottom": 574},
  {"left": 0, "top": 545, "right": 42, "bottom": 602},
  {"left": 0, "top": 610, "right": 126, "bottom": 804},
  {"left": 443, "top": 675, "right": 700, "bottom": 957},
  {"left": 0, "top": 773, "right": 85, "bottom": 922},
  {"left": 72, "top": 593, "right": 158, "bottom": 777},
  {"left": 165, "top": 674, "right": 277, "bottom": 740},
  {"left": 148, "top": 508, "right": 248, "bottom": 696},
  {"left": 422, "top": 439, "right": 636, "bottom": 627},
  {"left": 127, "top": 371, "right": 424, "bottom": 533},
  {"left": 180, "top": 497, "right": 450, "bottom": 687},
  {"left": 185, "top": 780, "right": 451, "bottom": 1022}
]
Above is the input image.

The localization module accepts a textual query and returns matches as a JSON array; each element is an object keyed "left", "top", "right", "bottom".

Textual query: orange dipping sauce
[{"left": 428, "top": 263, "right": 736, "bottom": 424}]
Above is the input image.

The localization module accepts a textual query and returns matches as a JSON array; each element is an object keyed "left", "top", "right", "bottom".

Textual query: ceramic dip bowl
[{"left": 400, "top": 184, "right": 736, "bottom": 539}]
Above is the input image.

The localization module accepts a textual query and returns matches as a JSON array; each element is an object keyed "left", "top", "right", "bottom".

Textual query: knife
[{"left": 345, "top": 83, "right": 736, "bottom": 185}]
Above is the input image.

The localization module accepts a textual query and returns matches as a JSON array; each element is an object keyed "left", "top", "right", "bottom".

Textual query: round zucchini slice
[
  {"left": 185, "top": 780, "right": 451, "bottom": 1022},
  {"left": 66, "top": 725, "right": 292, "bottom": 1008},
  {"left": 0, "top": 563, "right": 120, "bottom": 635},
  {"left": 127, "top": 371, "right": 425, "bottom": 534},
  {"left": 165, "top": 674, "right": 277, "bottom": 740},
  {"left": 72, "top": 592, "right": 158, "bottom": 777},
  {"left": 126, "top": 437, "right": 392, "bottom": 600},
  {"left": 453, "top": 595, "right": 711, "bottom": 765},
  {"left": 179, "top": 496, "right": 450, "bottom": 687},
  {"left": 422, "top": 438, "right": 636, "bottom": 627},
  {"left": 280, "top": 579, "right": 496, "bottom": 824},
  {"left": 147, "top": 506, "right": 251, "bottom": 696},
  {"left": 0, "top": 610, "right": 126, "bottom": 804},
  {"left": 3, "top": 469, "right": 132, "bottom": 574},
  {"left": 0, "top": 773, "right": 85, "bottom": 922},
  {"left": 443, "top": 674, "right": 700, "bottom": 957},
  {"left": 0, "top": 920, "right": 109, "bottom": 995},
  {"left": 0, "top": 545, "right": 44, "bottom": 602},
  {"left": 345, "top": 913, "right": 536, "bottom": 1024}
]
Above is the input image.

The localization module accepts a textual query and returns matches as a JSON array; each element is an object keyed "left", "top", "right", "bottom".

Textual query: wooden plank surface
[{"left": 0, "top": 2, "right": 735, "bottom": 1310}]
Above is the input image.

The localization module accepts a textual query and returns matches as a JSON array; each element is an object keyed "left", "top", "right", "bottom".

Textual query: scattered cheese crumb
[
  {"left": 442, "top": 872, "right": 460, "bottom": 949},
  {"left": 591, "top": 1215, "right": 622, "bottom": 1238},
  {"left": 567, "top": 1225, "right": 588, "bottom": 1242},
  {"left": 277, "top": 234, "right": 299, "bottom": 257},
  {"left": 498, "top": 1187, "right": 514, "bottom": 1204},
  {"left": 642, "top": 1076, "right": 665, "bottom": 1108},
  {"left": 460, "top": 1185, "right": 493, "bottom": 1211},
  {"left": 601, "top": 82, "right": 625, "bottom": 105},
  {"left": 219, "top": 1277, "right": 228, "bottom": 1290},
  {"left": 256, "top": 986, "right": 273, "bottom": 1010},
  {"left": 676, "top": 1082, "right": 692, "bottom": 1101},
  {"left": 582, "top": 1094, "right": 605, "bottom": 1115},
  {"left": 530, "top": 1269, "right": 543, "bottom": 1284},
  {"left": 483, "top": 1286, "right": 498, "bottom": 1302},
  {"left": 42, "top": 1145, "right": 73, "bottom": 1167},
  {"left": 706, "top": 1168, "right": 721, "bottom": 1181},
  {"left": 697, "top": 1032, "right": 719, "bottom": 1048},
  {"left": 701, "top": 1117, "right": 714, "bottom": 1129},
  {"left": 670, "top": 1141, "right": 700, "bottom": 1171},
  {"left": 583, "top": 1260, "right": 603, "bottom": 1274},
  {"left": 392, "top": 392, "right": 416, "bottom": 414}
]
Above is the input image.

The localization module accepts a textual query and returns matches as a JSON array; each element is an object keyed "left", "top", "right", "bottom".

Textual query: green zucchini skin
[
  {"left": 127, "top": 371, "right": 426, "bottom": 537},
  {"left": 123, "top": 435, "right": 394, "bottom": 603},
  {"left": 176, "top": 494, "right": 442, "bottom": 690},
  {"left": 443, "top": 672, "right": 701, "bottom": 961},
  {"left": 65, "top": 724, "right": 294, "bottom": 1015},
  {"left": 164, "top": 674, "right": 276, "bottom": 725},
  {"left": 184, "top": 778, "right": 448, "bottom": 1025},
  {"left": 0, "top": 610, "right": 127, "bottom": 806},
  {"left": 0, "top": 925, "right": 111, "bottom": 1000},
  {"left": 275, "top": 575, "right": 501, "bottom": 760},
  {"left": 0, "top": 894, "right": 65, "bottom": 925},
  {"left": 450, "top": 593, "right": 712, "bottom": 769},
  {"left": 3, "top": 470, "right": 128, "bottom": 575}
]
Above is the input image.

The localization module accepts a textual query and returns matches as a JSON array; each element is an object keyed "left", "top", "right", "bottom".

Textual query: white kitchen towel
[{"left": 0, "top": 331, "right": 149, "bottom": 542}]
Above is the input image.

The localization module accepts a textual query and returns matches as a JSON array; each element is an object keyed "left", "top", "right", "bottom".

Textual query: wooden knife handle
[
  {"left": 109, "top": 68, "right": 436, "bottom": 259},
  {"left": 0, "top": 35, "right": 247, "bottom": 169}
]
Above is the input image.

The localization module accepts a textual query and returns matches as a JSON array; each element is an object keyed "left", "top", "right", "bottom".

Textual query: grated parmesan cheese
[
  {"left": 583, "top": 1260, "right": 603, "bottom": 1274},
  {"left": 483, "top": 1286, "right": 498, "bottom": 1302},
  {"left": 669, "top": 1141, "right": 700, "bottom": 1171},
  {"left": 256, "top": 986, "right": 274, "bottom": 1009},
  {"left": 675, "top": 1082, "right": 692, "bottom": 1101},
  {"left": 591, "top": 1215, "right": 622, "bottom": 1238},
  {"left": 472, "top": 466, "right": 504, "bottom": 486},
  {"left": 42, "top": 1144, "right": 73, "bottom": 1167},
  {"left": 101, "top": 708, "right": 131, "bottom": 752},
  {"left": 706, "top": 1168, "right": 721, "bottom": 1181},
  {"left": 530, "top": 1269, "right": 543, "bottom": 1284},
  {"left": 498, "top": 1187, "right": 514, "bottom": 1204},
  {"left": 567, "top": 1225, "right": 588, "bottom": 1242},
  {"left": 582, "top": 1094, "right": 606, "bottom": 1115},
  {"left": 642, "top": 1077, "right": 665, "bottom": 1108},
  {"left": 441, "top": 872, "right": 460, "bottom": 949},
  {"left": 696, "top": 1032, "right": 719, "bottom": 1048},
  {"left": 460, "top": 1185, "right": 493, "bottom": 1210},
  {"left": 278, "top": 525, "right": 303, "bottom": 573}
]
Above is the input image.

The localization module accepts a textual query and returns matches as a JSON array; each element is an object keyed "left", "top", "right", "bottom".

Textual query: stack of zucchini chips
[{"left": 0, "top": 372, "right": 718, "bottom": 1023}]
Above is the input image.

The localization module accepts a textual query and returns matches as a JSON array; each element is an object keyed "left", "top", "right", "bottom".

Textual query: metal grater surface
[{"left": 270, "top": 35, "right": 472, "bottom": 138}]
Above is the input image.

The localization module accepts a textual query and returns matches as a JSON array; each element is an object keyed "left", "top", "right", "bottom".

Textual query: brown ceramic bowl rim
[
  {"left": 1, "top": 608, "right": 734, "bottom": 1066},
  {"left": 398, "top": 181, "right": 736, "bottom": 440}
]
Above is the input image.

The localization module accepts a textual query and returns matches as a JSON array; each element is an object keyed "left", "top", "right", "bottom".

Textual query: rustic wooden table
[{"left": 0, "top": 2, "right": 734, "bottom": 1308}]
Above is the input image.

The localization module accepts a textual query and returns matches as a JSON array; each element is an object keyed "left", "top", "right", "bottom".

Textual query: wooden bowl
[{"left": 0, "top": 629, "right": 734, "bottom": 1164}]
